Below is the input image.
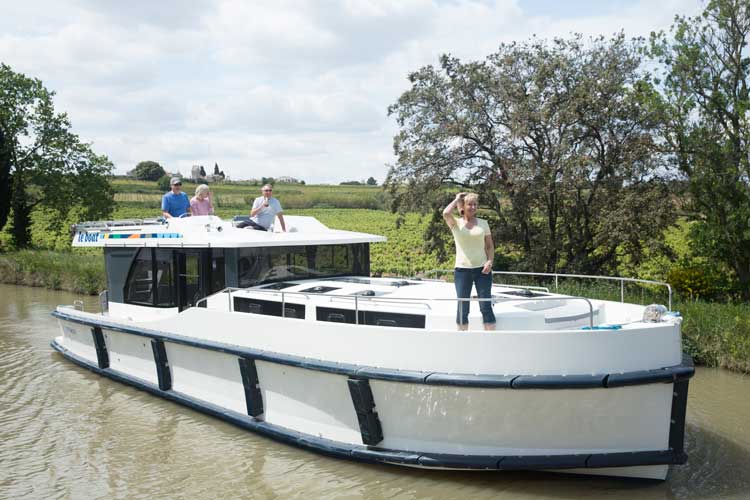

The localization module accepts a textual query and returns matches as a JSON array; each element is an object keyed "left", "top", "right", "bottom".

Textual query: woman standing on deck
[{"left": 443, "top": 192, "right": 496, "bottom": 331}]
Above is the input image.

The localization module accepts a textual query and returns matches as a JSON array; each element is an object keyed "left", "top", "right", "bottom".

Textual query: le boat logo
[{"left": 77, "top": 232, "right": 101, "bottom": 243}]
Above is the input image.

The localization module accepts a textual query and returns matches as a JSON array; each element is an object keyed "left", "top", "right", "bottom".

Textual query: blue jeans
[{"left": 454, "top": 267, "right": 496, "bottom": 325}]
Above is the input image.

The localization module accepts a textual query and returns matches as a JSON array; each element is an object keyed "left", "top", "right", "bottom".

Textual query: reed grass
[{"left": 0, "top": 250, "right": 105, "bottom": 295}]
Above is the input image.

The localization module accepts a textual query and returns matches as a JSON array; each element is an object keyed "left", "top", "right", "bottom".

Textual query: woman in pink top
[{"left": 190, "top": 184, "right": 214, "bottom": 216}]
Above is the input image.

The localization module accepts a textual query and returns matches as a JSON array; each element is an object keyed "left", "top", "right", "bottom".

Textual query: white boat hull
[{"left": 53, "top": 309, "right": 692, "bottom": 480}]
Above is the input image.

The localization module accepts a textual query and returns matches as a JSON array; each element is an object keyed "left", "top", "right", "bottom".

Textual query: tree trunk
[
  {"left": 0, "top": 127, "right": 12, "bottom": 233},
  {"left": 11, "top": 172, "right": 30, "bottom": 249}
]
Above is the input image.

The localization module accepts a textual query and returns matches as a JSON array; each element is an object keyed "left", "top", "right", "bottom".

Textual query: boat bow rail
[
  {"left": 427, "top": 270, "right": 674, "bottom": 311},
  {"left": 195, "top": 286, "right": 599, "bottom": 328}
]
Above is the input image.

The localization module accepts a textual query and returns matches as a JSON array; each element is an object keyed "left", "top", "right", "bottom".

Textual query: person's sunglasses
[
  {"left": 174, "top": 183, "right": 182, "bottom": 186},
  {"left": 263, "top": 189, "right": 272, "bottom": 192}
]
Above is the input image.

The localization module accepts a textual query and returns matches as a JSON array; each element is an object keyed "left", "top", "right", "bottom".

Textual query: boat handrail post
[
  {"left": 99, "top": 290, "right": 109, "bottom": 314},
  {"left": 281, "top": 292, "right": 285, "bottom": 318},
  {"left": 354, "top": 295, "right": 359, "bottom": 324},
  {"left": 620, "top": 279, "right": 625, "bottom": 303},
  {"left": 584, "top": 297, "right": 594, "bottom": 328},
  {"left": 667, "top": 284, "right": 673, "bottom": 311}
]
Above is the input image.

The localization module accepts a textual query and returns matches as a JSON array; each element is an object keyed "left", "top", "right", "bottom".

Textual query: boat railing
[
  {"left": 196, "top": 286, "right": 596, "bottom": 327},
  {"left": 99, "top": 290, "right": 109, "bottom": 314},
  {"left": 71, "top": 218, "right": 167, "bottom": 232},
  {"left": 427, "top": 269, "right": 672, "bottom": 311}
]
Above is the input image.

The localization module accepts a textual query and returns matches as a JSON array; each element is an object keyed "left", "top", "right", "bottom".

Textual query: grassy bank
[{"left": 0, "top": 250, "right": 105, "bottom": 295}]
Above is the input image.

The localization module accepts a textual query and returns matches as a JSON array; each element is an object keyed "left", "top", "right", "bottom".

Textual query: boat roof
[{"left": 71, "top": 215, "right": 387, "bottom": 248}]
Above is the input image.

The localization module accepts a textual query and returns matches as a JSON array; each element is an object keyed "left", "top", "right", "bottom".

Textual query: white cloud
[{"left": 0, "top": 0, "right": 704, "bottom": 183}]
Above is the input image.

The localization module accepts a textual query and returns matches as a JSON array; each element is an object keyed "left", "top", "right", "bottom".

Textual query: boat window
[
  {"left": 210, "top": 249, "right": 225, "bottom": 294},
  {"left": 124, "top": 248, "right": 179, "bottom": 307},
  {"left": 237, "top": 244, "right": 368, "bottom": 288},
  {"left": 125, "top": 249, "right": 154, "bottom": 305},
  {"left": 154, "top": 249, "right": 175, "bottom": 306}
]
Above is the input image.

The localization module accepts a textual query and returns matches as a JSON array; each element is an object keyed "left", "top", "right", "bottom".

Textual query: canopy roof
[{"left": 71, "top": 215, "right": 387, "bottom": 248}]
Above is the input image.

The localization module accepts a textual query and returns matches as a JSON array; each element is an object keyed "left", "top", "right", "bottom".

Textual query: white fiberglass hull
[{"left": 52, "top": 306, "right": 692, "bottom": 481}]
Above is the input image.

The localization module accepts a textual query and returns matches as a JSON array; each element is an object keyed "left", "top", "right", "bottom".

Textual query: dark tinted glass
[
  {"left": 154, "top": 249, "right": 175, "bottom": 306},
  {"left": 210, "top": 249, "right": 225, "bottom": 293},
  {"left": 237, "top": 244, "right": 367, "bottom": 288},
  {"left": 125, "top": 249, "right": 154, "bottom": 305}
]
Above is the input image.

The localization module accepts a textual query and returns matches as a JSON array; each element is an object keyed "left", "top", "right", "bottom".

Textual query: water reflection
[{"left": 0, "top": 284, "right": 748, "bottom": 499}]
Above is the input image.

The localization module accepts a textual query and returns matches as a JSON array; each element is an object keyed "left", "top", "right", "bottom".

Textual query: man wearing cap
[{"left": 161, "top": 177, "right": 191, "bottom": 218}]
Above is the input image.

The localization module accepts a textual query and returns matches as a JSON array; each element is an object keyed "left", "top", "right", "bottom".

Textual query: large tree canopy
[
  {"left": 133, "top": 160, "right": 166, "bottom": 181},
  {"left": 651, "top": 0, "right": 750, "bottom": 298},
  {"left": 0, "top": 63, "right": 114, "bottom": 248},
  {"left": 386, "top": 34, "right": 674, "bottom": 274}
]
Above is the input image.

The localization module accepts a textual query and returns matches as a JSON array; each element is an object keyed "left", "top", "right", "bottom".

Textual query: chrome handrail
[
  {"left": 99, "top": 290, "right": 109, "bottom": 314},
  {"left": 427, "top": 269, "right": 672, "bottom": 311},
  {"left": 194, "top": 286, "right": 596, "bottom": 327}
]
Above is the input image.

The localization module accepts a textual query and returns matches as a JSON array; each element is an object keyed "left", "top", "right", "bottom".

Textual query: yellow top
[{"left": 451, "top": 217, "right": 491, "bottom": 268}]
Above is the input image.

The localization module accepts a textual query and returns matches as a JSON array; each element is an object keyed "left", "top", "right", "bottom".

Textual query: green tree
[
  {"left": 650, "top": 0, "right": 750, "bottom": 298},
  {"left": 387, "top": 35, "right": 673, "bottom": 274},
  {"left": 133, "top": 160, "right": 165, "bottom": 181},
  {"left": 366, "top": 176, "right": 378, "bottom": 186},
  {"left": 0, "top": 63, "right": 114, "bottom": 249}
]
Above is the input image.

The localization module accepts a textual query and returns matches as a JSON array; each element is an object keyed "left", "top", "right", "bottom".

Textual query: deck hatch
[
  {"left": 262, "top": 282, "right": 297, "bottom": 290},
  {"left": 347, "top": 378, "right": 383, "bottom": 446},
  {"left": 500, "top": 290, "right": 550, "bottom": 298},
  {"left": 91, "top": 327, "right": 109, "bottom": 369},
  {"left": 299, "top": 285, "right": 340, "bottom": 294},
  {"left": 238, "top": 357, "right": 264, "bottom": 417},
  {"left": 233, "top": 297, "right": 306, "bottom": 319},
  {"left": 150, "top": 339, "right": 172, "bottom": 391},
  {"left": 316, "top": 307, "right": 425, "bottom": 328}
]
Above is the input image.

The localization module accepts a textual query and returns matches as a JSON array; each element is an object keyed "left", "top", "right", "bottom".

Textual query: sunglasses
[
  {"left": 174, "top": 183, "right": 182, "bottom": 186},
  {"left": 262, "top": 189, "right": 272, "bottom": 192}
]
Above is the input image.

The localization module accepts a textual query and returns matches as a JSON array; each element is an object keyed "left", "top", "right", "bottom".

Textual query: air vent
[
  {"left": 502, "top": 290, "right": 549, "bottom": 298},
  {"left": 300, "top": 285, "right": 340, "bottom": 294},
  {"left": 262, "top": 282, "right": 297, "bottom": 290}
]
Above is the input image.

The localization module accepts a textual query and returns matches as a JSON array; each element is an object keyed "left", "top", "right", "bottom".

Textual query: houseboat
[{"left": 51, "top": 215, "right": 693, "bottom": 480}]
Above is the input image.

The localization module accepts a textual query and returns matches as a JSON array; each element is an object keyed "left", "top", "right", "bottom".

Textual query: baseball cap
[{"left": 170, "top": 177, "right": 182, "bottom": 186}]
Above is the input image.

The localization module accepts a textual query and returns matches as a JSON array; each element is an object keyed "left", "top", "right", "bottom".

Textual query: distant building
[
  {"left": 191, "top": 164, "right": 225, "bottom": 183},
  {"left": 277, "top": 176, "right": 303, "bottom": 184}
]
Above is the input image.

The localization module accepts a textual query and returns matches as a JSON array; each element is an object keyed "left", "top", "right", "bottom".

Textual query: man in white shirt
[{"left": 241, "top": 184, "right": 286, "bottom": 231}]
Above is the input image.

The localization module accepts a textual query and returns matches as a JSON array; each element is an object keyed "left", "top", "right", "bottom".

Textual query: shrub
[
  {"left": 157, "top": 174, "right": 171, "bottom": 192},
  {"left": 666, "top": 264, "right": 734, "bottom": 300}
]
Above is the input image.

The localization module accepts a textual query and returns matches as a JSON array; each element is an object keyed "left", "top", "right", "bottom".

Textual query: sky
[{"left": 0, "top": 0, "right": 704, "bottom": 184}]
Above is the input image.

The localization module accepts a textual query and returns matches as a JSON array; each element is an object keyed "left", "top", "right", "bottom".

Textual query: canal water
[{"left": 0, "top": 284, "right": 748, "bottom": 500}]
